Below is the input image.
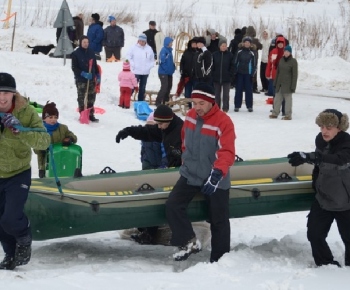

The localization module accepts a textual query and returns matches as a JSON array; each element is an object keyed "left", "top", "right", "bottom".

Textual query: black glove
[
  {"left": 170, "top": 148, "right": 182, "bottom": 157},
  {"left": 287, "top": 151, "right": 319, "bottom": 167},
  {"left": 202, "top": 168, "right": 223, "bottom": 196},
  {"left": 116, "top": 128, "right": 130, "bottom": 143},
  {"left": 62, "top": 137, "right": 73, "bottom": 146}
]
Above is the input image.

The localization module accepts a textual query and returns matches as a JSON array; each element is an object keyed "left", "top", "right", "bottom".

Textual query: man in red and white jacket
[{"left": 166, "top": 82, "right": 236, "bottom": 263}]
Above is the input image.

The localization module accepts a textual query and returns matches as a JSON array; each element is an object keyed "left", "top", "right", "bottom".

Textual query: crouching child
[{"left": 34, "top": 102, "right": 77, "bottom": 178}]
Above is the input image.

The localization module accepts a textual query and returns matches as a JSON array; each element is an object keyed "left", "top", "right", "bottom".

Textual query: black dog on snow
[{"left": 27, "top": 44, "right": 55, "bottom": 55}]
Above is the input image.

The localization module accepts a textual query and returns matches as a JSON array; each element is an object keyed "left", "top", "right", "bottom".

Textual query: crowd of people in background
[{"left": 60, "top": 12, "right": 298, "bottom": 119}]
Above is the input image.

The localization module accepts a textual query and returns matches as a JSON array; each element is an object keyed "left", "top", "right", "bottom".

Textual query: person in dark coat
[
  {"left": 205, "top": 29, "right": 226, "bottom": 53},
  {"left": 103, "top": 16, "right": 124, "bottom": 61},
  {"left": 192, "top": 37, "right": 213, "bottom": 84},
  {"left": 140, "top": 112, "right": 167, "bottom": 170},
  {"left": 73, "top": 14, "right": 84, "bottom": 42},
  {"left": 87, "top": 13, "right": 104, "bottom": 56},
  {"left": 233, "top": 36, "right": 256, "bottom": 112},
  {"left": 116, "top": 105, "right": 183, "bottom": 168},
  {"left": 143, "top": 20, "right": 158, "bottom": 59},
  {"left": 56, "top": 25, "right": 76, "bottom": 47},
  {"left": 211, "top": 39, "right": 235, "bottom": 112},
  {"left": 228, "top": 28, "right": 243, "bottom": 88},
  {"left": 71, "top": 35, "right": 100, "bottom": 122},
  {"left": 244, "top": 26, "right": 262, "bottom": 94},
  {"left": 116, "top": 105, "right": 183, "bottom": 245},
  {"left": 287, "top": 109, "right": 350, "bottom": 268},
  {"left": 175, "top": 38, "right": 198, "bottom": 108}
]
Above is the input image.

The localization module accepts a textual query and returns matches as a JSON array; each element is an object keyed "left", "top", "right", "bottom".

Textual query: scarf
[{"left": 44, "top": 122, "right": 60, "bottom": 136}]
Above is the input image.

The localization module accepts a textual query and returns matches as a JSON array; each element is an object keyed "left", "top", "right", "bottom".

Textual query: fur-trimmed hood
[
  {"left": 238, "top": 42, "right": 257, "bottom": 51},
  {"left": 13, "top": 93, "right": 29, "bottom": 113},
  {"left": 245, "top": 26, "right": 256, "bottom": 38},
  {"left": 315, "top": 109, "right": 349, "bottom": 131}
]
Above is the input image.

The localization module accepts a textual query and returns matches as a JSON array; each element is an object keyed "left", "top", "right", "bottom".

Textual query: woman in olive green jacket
[{"left": 0, "top": 72, "right": 51, "bottom": 270}]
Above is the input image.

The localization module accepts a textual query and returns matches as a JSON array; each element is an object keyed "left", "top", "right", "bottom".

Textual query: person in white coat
[
  {"left": 260, "top": 29, "right": 270, "bottom": 92},
  {"left": 127, "top": 34, "right": 155, "bottom": 101}
]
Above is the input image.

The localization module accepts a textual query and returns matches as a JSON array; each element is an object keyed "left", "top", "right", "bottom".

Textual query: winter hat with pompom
[
  {"left": 123, "top": 60, "right": 130, "bottom": 70},
  {"left": 42, "top": 101, "right": 59, "bottom": 119}
]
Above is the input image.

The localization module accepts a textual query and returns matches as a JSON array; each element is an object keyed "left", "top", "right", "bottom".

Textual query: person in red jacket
[{"left": 165, "top": 82, "right": 236, "bottom": 263}]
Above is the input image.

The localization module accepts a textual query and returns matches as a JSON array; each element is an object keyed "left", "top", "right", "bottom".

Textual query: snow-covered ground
[{"left": 1, "top": 0, "right": 350, "bottom": 289}]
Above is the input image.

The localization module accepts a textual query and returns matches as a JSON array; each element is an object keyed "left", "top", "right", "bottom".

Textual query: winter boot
[
  {"left": 89, "top": 115, "right": 99, "bottom": 123},
  {"left": 14, "top": 235, "right": 32, "bottom": 266},
  {"left": 131, "top": 231, "right": 154, "bottom": 245},
  {"left": 173, "top": 237, "right": 201, "bottom": 261},
  {"left": 0, "top": 255, "right": 16, "bottom": 270},
  {"left": 39, "top": 170, "right": 45, "bottom": 178}
]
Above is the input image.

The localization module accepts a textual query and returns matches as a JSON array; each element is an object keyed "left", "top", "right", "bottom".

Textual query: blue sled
[{"left": 133, "top": 101, "right": 153, "bottom": 121}]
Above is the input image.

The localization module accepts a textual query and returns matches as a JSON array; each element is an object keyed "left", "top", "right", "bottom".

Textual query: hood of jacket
[
  {"left": 246, "top": 26, "right": 256, "bottom": 38},
  {"left": 163, "top": 36, "right": 173, "bottom": 48}
]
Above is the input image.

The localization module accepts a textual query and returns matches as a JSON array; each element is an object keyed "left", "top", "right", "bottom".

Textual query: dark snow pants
[
  {"left": 105, "top": 46, "right": 121, "bottom": 60},
  {"left": 76, "top": 80, "right": 96, "bottom": 117},
  {"left": 214, "top": 82, "right": 231, "bottom": 112},
  {"left": 135, "top": 75, "right": 149, "bottom": 102},
  {"left": 260, "top": 62, "right": 268, "bottom": 91},
  {"left": 0, "top": 169, "right": 31, "bottom": 257},
  {"left": 155, "top": 74, "right": 173, "bottom": 106},
  {"left": 166, "top": 176, "right": 230, "bottom": 262},
  {"left": 307, "top": 200, "right": 350, "bottom": 266},
  {"left": 234, "top": 73, "right": 253, "bottom": 109}
]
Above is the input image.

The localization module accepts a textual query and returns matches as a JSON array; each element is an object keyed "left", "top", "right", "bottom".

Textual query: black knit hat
[
  {"left": 42, "top": 101, "right": 59, "bottom": 119},
  {"left": 0, "top": 72, "right": 16, "bottom": 93},
  {"left": 91, "top": 13, "right": 100, "bottom": 21},
  {"left": 315, "top": 109, "right": 349, "bottom": 131},
  {"left": 153, "top": 105, "right": 174, "bottom": 123},
  {"left": 234, "top": 28, "right": 242, "bottom": 35},
  {"left": 195, "top": 37, "right": 206, "bottom": 45},
  {"left": 149, "top": 20, "right": 156, "bottom": 26},
  {"left": 191, "top": 82, "right": 215, "bottom": 104}
]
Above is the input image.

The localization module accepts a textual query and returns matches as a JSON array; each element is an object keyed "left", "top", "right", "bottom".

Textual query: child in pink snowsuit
[{"left": 118, "top": 60, "right": 138, "bottom": 109}]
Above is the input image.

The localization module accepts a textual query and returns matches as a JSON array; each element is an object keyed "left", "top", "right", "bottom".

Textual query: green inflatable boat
[{"left": 26, "top": 157, "right": 314, "bottom": 241}]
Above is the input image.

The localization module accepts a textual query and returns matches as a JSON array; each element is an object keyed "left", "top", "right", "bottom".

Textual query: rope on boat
[
  {"left": 29, "top": 186, "right": 314, "bottom": 208},
  {"left": 48, "top": 144, "right": 64, "bottom": 197}
]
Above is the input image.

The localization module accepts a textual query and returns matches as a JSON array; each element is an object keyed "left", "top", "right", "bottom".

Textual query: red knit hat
[
  {"left": 191, "top": 82, "right": 215, "bottom": 104},
  {"left": 42, "top": 101, "right": 59, "bottom": 119}
]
